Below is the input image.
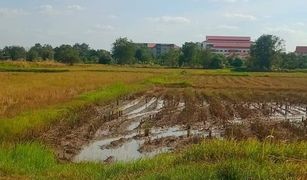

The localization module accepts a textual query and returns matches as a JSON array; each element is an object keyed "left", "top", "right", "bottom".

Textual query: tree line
[
  {"left": 0, "top": 35, "right": 307, "bottom": 70},
  {"left": 0, "top": 43, "right": 112, "bottom": 65}
]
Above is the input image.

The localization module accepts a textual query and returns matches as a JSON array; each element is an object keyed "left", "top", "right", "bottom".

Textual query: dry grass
[
  {"left": 189, "top": 75, "right": 307, "bottom": 92},
  {"left": 0, "top": 71, "right": 154, "bottom": 118},
  {"left": 0, "top": 60, "right": 66, "bottom": 68}
]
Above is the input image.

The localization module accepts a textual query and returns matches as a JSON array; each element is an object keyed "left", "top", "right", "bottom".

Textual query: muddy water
[
  {"left": 74, "top": 97, "right": 165, "bottom": 162},
  {"left": 74, "top": 96, "right": 307, "bottom": 163},
  {"left": 74, "top": 126, "right": 217, "bottom": 163},
  {"left": 265, "top": 104, "right": 306, "bottom": 122},
  {"left": 230, "top": 103, "right": 307, "bottom": 124},
  {"left": 74, "top": 96, "right": 216, "bottom": 163},
  {"left": 74, "top": 134, "right": 165, "bottom": 162}
]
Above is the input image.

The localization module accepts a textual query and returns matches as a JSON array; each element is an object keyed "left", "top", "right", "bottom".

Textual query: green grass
[
  {"left": 0, "top": 66, "right": 69, "bottom": 73},
  {"left": 146, "top": 74, "right": 192, "bottom": 88},
  {"left": 0, "top": 140, "right": 306, "bottom": 179},
  {"left": 0, "top": 83, "right": 149, "bottom": 142}
]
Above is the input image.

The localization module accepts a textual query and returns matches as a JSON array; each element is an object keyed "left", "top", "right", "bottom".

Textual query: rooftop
[
  {"left": 295, "top": 46, "right": 307, "bottom": 53},
  {"left": 206, "top": 36, "right": 251, "bottom": 42}
]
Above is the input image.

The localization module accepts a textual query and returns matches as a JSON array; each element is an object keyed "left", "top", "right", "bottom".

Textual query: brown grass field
[
  {"left": 0, "top": 71, "right": 156, "bottom": 118},
  {"left": 1, "top": 61, "right": 307, "bottom": 119}
]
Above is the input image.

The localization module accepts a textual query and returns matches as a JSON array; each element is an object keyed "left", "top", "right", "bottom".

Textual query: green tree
[
  {"left": 26, "top": 48, "right": 39, "bottom": 61},
  {"left": 278, "top": 53, "right": 307, "bottom": 69},
  {"left": 135, "top": 47, "right": 152, "bottom": 64},
  {"left": 160, "top": 49, "right": 181, "bottom": 67},
  {"left": 54, "top": 45, "right": 80, "bottom": 65},
  {"left": 26, "top": 43, "right": 54, "bottom": 61},
  {"left": 3, "top": 46, "right": 27, "bottom": 60},
  {"left": 73, "top": 43, "right": 91, "bottom": 63},
  {"left": 200, "top": 49, "right": 213, "bottom": 69},
  {"left": 250, "top": 35, "right": 284, "bottom": 71},
  {"left": 112, "top": 38, "right": 136, "bottom": 64},
  {"left": 229, "top": 57, "right": 244, "bottom": 68},
  {"left": 97, "top": 50, "right": 113, "bottom": 64},
  {"left": 208, "top": 54, "right": 225, "bottom": 69},
  {"left": 0, "top": 49, "right": 6, "bottom": 60},
  {"left": 180, "top": 42, "right": 201, "bottom": 67},
  {"left": 41, "top": 44, "right": 54, "bottom": 60},
  {"left": 26, "top": 43, "right": 42, "bottom": 61}
]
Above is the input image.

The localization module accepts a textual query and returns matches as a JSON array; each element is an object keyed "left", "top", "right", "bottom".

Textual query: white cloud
[
  {"left": 67, "top": 5, "right": 84, "bottom": 11},
  {"left": 217, "top": 25, "right": 239, "bottom": 30},
  {"left": 224, "top": 13, "right": 257, "bottom": 21},
  {"left": 210, "top": 0, "right": 249, "bottom": 3},
  {"left": 147, "top": 16, "right": 191, "bottom": 24},
  {"left": 295, "top": 22, "right": 305, "bottom": 26},
  {"left": 39, "top": 5, "right": 59, "bottom": 16},
  {"left": 0, "top": 8, "right": 28, "bottom": 17},
  {"left": 265, "top": 26, "right": 299, "bottom": 34},
  {"left": 86, "top": 24, "right": 115, "bottom": 34},
  {"left": 94, "top": 24, "right": 115, "bottom": 31},
  {"left": 108, "top": 14, "right": 118, "bottom": 19}
]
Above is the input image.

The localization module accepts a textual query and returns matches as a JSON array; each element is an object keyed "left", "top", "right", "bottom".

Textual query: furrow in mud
[{"left": 39, "top": 88, "right": 307, "bottom": 163}]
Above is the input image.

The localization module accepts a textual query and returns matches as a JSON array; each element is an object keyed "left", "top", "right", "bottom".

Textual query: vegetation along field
[{"left": 0, "top": 61, "right": 306, "bottom": 179}]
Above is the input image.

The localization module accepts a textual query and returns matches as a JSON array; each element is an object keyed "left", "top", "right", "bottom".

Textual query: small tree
[
  {"left": 41, "top": 44, "right": 54, "bottom": 60},
  {"left": 160, "top": 49, "right": 181, "bottom": 67},
  {"left": 73, "top": 43, "right": 91, "bottom": 63},
  {"left": 180, "top": 42, "right": 201, "bottom": 67},
  {"left": 3, "top": 46, "right": 27, "bottom": 60},
  {"left": 26, "top": 49, "right": 39, "bottom": 61},
  {"left": 208, "top": 54, "right": 225, "bottom": 69},
  {"left": 250, "top": 35, "right": 284, "bottom": 71},
  {"left": 54, "top": 45, "right": 80, "bottom": 65},
  {"left": 230, "top": 57, "right": 244, "bottom": 68},
  {"left": 97, "top": 50, "right": 113, "bottom": 64},
  {"left": 0, "top": 49, "right": 7, "bottom": 60},
  {"left": 200, "top": 49, "right": 213, "bottom": 69},
  {"left": 135, "top": 47, "right": 152, "bottom": 64},
  {"left": 112, "top": 38, "right": 136, "bottom": 64}
]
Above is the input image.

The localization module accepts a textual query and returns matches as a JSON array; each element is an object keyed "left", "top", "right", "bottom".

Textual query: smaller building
[
  {"left": 295, "top": 46, "right": 307, "bottom": 56},
  {"left": 135, "top": 43, "right": 180, "bottom": 57}
]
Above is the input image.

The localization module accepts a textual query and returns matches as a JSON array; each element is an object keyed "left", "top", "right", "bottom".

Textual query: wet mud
[{"left": 39, "top": 88, "right": 307, "bottom": 163}]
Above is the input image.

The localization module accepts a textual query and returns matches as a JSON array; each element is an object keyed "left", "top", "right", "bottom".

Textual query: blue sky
[{"left": 0, "top": 0, "right": 306, "bottom": 51}]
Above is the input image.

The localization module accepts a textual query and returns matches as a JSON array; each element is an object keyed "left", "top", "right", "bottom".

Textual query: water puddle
[
  {"left": 127, "top": 98, "right": 157, "bottom": 116},
  {"left": 74, "top": 98, "right": 306, "bottom": 163},
  {"left": 74, "top": 125, "right": 222, "bottom": 163}
]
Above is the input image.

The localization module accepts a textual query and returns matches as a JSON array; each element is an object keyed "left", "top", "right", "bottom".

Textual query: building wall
[
  {"left": 296, "top": 52, "right": 307, "bottom": 56},
  {"left": 135, "top": 43, "right": 179, "bottom": 57},
  {"left": 203, "top": 36, "right": 252, "bottom": 58},
  {"left": 295, "top": 46, "right": 307, "bottom": 56}
]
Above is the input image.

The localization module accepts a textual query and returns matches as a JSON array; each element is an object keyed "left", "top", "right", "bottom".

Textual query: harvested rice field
[{"left": 0, "top": 63, "right": 306, "bottom": 179}]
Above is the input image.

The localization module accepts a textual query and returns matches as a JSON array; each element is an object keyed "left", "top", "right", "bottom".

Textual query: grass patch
[
  {"left": 146, "top": 74, "right": 192, "bottom": 88},
  {"left": 0, "top": 67, "right": 69, "bottom": 73},
  {"left": 0, "top": 60, "right": 66, "bottom": 69},
  {"left": 0, "top": 140, "right": 306, "bottom": 179},
  {"left": 0, "top": 83, "right": 149, "bottom": 142}
]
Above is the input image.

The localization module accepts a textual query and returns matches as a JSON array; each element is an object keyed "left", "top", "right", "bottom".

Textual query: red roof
[
  {"left": 295, "top": 46, "right": 307, "bottom": 53},
  {"left": 207, "top": 36, "right": 251, "bottom": 42},
  {"left": 205, "top": 36, "right": 252, "bottom": 49}
]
